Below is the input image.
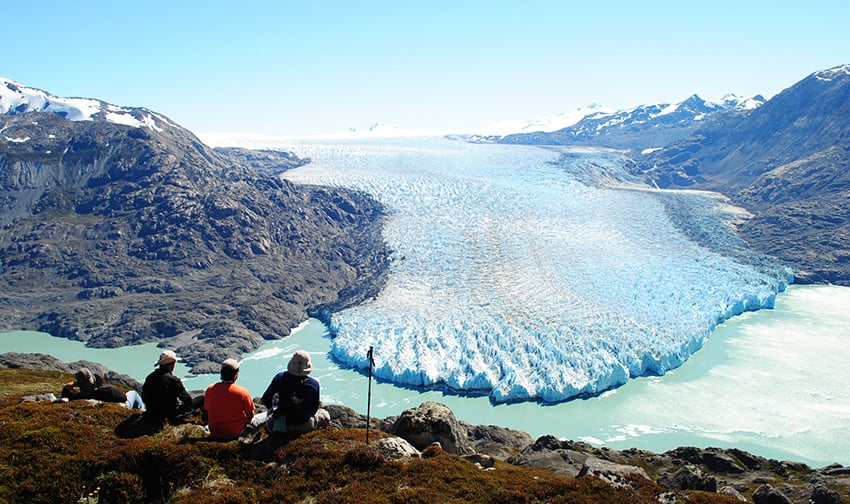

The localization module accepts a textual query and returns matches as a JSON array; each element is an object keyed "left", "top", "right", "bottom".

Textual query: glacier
[{"left": 278, "top": 136, "right": 791, "bottom": 404}]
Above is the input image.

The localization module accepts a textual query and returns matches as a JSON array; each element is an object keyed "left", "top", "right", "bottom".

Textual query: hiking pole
[{"left": 366, "top": 345, "right": 374, "bottom": 444}]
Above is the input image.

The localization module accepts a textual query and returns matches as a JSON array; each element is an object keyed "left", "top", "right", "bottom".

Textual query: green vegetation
[{"left": 0, "top": 369, "right": 738, "bottom": 503}]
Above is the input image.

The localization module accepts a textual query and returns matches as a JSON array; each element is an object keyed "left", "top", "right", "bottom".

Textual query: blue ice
[{"left": 281, "top": 137, "right": 791, "bottom": 403}]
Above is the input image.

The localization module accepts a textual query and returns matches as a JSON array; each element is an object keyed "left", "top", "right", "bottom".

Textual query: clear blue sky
[{"left": 4, "top": 1, "right": 849, "bottom": 136}]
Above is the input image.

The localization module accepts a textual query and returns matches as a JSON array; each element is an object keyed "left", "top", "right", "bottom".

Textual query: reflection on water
[{"left": 2, "top": 284, "right": 849, "bottom": 467}]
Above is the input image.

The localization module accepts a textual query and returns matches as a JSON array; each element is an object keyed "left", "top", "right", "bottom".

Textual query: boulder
[
  {"left": 657, "top": 465, "right": 717, "bottom": 492},
  {"left": 718, "top": 486, "right": 747, "bottom": 501},
  {"left": 463, "top": 421, "right": 533, "bottom": 459},
  {"left": 391, "top": 402, "right": 473, "bottom": 455},
  {"left": 810, "top": 485, "right": 844, "bottom": 504},
  {"left": 752, "top": 484, "right": 793, "bottom": 504},
  {"left": 577, "top": 456, "right": 651, "bottom": 488},
  {"left": 326, "top": 404, "right": 366, "bottom": 429},
  {"left": 374, "top": 436, "right": 420, "bottom": 460},
  {"left": 507, "top": 435, "right": 589, "bottom": 477}
]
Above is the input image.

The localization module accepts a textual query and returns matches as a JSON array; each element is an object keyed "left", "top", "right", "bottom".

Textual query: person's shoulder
[{"left": 233, "top": 383, "right": 253, "bottom": 396}]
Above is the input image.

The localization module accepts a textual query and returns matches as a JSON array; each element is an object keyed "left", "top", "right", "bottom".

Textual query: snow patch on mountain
[{"left": 0, "top": 77, "right": 174, "bottom": 131}]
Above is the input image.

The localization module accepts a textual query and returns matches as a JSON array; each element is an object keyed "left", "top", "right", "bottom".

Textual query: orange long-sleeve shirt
[{"left": 204, "top": 381, "right": 255, "bottom": 439}]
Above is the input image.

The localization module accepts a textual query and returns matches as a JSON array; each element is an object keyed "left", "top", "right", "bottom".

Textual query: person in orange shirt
[{"left": 203, "top": 358, "right": 255, "bottom": 440}]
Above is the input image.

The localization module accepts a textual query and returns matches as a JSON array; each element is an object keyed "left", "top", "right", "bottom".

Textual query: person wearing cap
[
  {"left": 254, "top": 350, "right": 330, "bottom": 434},
  {"left": 61, "top": 367, "right": 145, "bottom": 409},
  {"left": 203, "top": 358, "right": 255, "bottom": 440},
  {"left": 141, "top": 350, "right": 195, "bottom": 426}
]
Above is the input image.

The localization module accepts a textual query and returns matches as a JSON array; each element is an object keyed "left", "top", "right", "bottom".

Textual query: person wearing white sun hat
[{"left": 252, "top": 350, "right": 330, "bottom": 435}]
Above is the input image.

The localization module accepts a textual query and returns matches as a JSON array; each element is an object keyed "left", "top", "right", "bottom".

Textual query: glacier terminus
[{"left": 279, "top": 136, "right": 791, "bottom": 404}]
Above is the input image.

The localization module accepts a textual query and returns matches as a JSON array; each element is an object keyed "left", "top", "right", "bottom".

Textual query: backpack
[
  {"left": 280, "top": 378, "right": 309, "bottom": 423},
  {"left": 266, "top": 377, "right": 309, "bottom": 434}
]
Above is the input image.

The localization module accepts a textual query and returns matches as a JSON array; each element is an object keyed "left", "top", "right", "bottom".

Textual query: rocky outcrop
[
  {"left": 0, "top": 111, "right": 391, "bottom": 373},
  {"left": 213, "top": 147, "right": 308, "bottom": 176},
  {"left": 461, "top": 421, "right": 534, "bottom": 459},
  {"left": 325, "top": 400, "right": 850, "bottom": 503}
]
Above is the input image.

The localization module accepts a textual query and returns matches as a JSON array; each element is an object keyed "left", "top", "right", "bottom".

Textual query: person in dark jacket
[
  {"left": 141, "top": 350, "right": 197, "bottom": 425},
  {"left": 62, "top": 367, "right": 144, "bottom": 409},
  {"left": 253, "top": 350, "right": 330, "bottom": 434}
]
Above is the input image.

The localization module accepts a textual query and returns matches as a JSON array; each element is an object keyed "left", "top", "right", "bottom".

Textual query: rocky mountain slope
[
  {"left": 0, "top": 84, "right": 390, "bottom": 373},
  {"left": 635, "top": 64, "right": 850, "bottom": 284}
]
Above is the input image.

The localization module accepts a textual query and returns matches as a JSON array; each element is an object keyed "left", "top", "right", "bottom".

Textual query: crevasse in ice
[{"left": 281, "top": 137, "right": 791, "bottom": 403}]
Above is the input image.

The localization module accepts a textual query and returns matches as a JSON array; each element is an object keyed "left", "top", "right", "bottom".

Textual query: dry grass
[{"left": 0, "top": 368, "right": 739, "bottom": 504}]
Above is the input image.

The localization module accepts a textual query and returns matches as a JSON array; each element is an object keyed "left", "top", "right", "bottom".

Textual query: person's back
[
  {"left": 142, "top": 350, "right": 192, "bottom": 425},
  {"left": 63, "top": 368, "right": 113, "bottom": 401},
  {"left": 204, "top": 359, "right": 254, "bottom": 439},
  {"left": 274, "top": 372, "right": 320, "bottom": 425},
  {"left": 258, "top": 350, "right": 330, "bottom": 434}
]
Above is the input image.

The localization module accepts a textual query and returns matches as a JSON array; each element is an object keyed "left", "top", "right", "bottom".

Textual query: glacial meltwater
[{"left": 2, "top": 284, "right": 849, "bottom": 467}]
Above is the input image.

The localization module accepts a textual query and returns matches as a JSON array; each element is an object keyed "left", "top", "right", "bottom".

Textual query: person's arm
[
  {"left": 305, "top": 379, "right": 320, "bottom": 416},
  {"left": 242, "top": 390, "right": 255, "bottom": 420},
  {"left": 174, "top": 379, "right": 192, "bottom": 408},
  {"left": 260, "top": 375, "right": 278, "bottom": 409},
  {"left": 62, "top": 383, "right": 82, "bottom": 400},
  {"left": 165, "top": 374, "right": 192, "bottom": 410}
]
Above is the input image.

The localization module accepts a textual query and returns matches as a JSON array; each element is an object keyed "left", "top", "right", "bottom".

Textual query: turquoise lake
[{"left": 2, "top": 283, "right": 849, "bottom": 467}]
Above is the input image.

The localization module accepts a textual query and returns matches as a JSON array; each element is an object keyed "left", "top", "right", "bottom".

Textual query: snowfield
[{"left": 277, "top": 137, "right": 791, "bottom": 403}]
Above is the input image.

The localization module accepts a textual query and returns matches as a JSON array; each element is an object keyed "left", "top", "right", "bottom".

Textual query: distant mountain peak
[
  {"left": 474, "top": 93, "right": 764, "bottom": 149},
  {"left": 814, "top": 63, "right": 850, "bottom": 81},
  {"left": 0, "top": 77, "right": 175, "bottom": 131}
]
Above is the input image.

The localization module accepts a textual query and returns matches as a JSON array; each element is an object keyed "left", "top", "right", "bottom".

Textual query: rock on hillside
[
  {"left": 636, "top": 65, "right": 850, "bottom": 284},
  {"left": 0, "top": 109, "right": 390, "bottom": 373}
]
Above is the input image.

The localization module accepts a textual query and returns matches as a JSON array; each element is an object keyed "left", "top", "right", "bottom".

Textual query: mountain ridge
[
  {"left": 464, "top": 93, "right": 763, "bottom": 149},
  {"left": 0, "top": 92, "right": 390, "bottom": 373},
  {"left": 635, "top": 64, "right": 850, "bottom": 284}
]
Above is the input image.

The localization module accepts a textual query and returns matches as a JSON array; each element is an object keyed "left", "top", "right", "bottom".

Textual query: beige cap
[{"left": 155, "top": 349, "right": 177, "bottom": 367}]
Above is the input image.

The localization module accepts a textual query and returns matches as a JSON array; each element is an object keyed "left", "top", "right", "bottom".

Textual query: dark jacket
[
  {"left": 142, "top": 366, "right": 193, "bottom": 424},
  {"left": 260, "top": 371, "right": 320, "bottom": 425},
  {"left": 62, "top": 375, "right": 128, "bottom": 403}
]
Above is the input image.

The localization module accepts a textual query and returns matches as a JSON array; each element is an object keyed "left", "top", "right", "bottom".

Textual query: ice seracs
[{"left": 278, "top": 137, "right": 791, "bottom": 404}]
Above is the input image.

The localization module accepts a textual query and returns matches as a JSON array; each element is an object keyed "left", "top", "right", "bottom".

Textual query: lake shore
[{"left": 2, "top": 283, "right": 849, "bottom": 467}]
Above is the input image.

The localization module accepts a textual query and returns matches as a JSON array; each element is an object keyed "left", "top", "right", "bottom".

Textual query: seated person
[
  {"left": 141, "top": 350, "right": 199, "bottom": 425},
  {"left": 62, "top": 367, "right": 144, "bottom": 409},
  {"left": 252, "top": 350, "right": 330, "bottom": 434},
  {"left": 203, "top": 358, "right": 255, "bottom": 439}
]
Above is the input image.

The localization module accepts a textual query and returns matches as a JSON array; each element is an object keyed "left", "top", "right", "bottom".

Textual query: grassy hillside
[{"left": 0, "top": 368, "right": 740, "bottom": 504}]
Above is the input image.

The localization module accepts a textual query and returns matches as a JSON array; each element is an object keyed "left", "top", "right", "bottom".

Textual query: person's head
[
  {"left": 155, "top": 350, "right": 177, "bottom": 370},
  {"left": 220, "top": 358, "right": 239, "bottom": 382},
  {"left": 75, "top": 368, "right": 96, "bottom": 394},
  {"left": 287, "top": 350, "right": 313, "bottom": 376}
]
